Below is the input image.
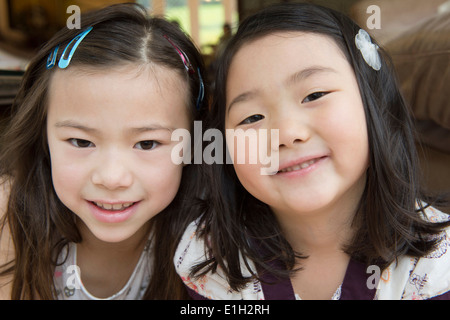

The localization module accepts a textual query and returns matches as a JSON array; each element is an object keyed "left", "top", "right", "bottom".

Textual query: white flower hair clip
[{"left": 355, "top": 29, "right": 381, "bottom": 71}]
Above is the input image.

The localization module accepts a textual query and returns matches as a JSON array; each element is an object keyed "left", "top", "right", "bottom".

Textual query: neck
[
  {"left": 76, "top": 220, "right": 151, "bottom": 260},
  {"left": 74, "top": 220, "right": 152, "bottom": 298},
  {"left": 273, "top": 176, "right": 366, "bottom": 256},
  {"left": 274, "top": 202, "right": 358, "bottom": 256}
]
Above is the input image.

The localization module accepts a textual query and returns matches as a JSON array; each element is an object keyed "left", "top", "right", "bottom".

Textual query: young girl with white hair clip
[{"left": 175, "top": 3, "right": 450, "bottom": 300}]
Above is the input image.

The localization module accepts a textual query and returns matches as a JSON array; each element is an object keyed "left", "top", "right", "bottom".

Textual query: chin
[
  {"left": 93, "top": 230, "right": 133, "bottom": 243},
  {"left": 88, "top": 223, "right": 146, "bottom": 244},
  {"left": 271, "top": 194, "right": 336, "bottom": 216}
]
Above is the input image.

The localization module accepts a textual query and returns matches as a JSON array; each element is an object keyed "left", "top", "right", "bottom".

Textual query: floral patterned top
[{"left": 175, "top": 206, "right": 450, "bottom": 300}]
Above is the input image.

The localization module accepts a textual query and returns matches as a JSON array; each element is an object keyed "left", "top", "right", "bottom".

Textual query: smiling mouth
[
  {"left": 91, "top": 201, "right": 136, "bottom": 212},
  {"left": 277, "top": 157, "right": 325, "bottom": 174}
]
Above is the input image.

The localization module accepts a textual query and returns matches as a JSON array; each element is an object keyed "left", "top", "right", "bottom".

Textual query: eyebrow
[
  {"left": 54, "top": 121, "right": 98, "bottom": 133},
  {"left": 54, "top": 120, "right": 175, "bottom": 134},
  {"left": 227, "top": 66, "right": 337, "bottom": 114},
  {"left": 286, "top": 66, "right": 337, "bottom": 87}
]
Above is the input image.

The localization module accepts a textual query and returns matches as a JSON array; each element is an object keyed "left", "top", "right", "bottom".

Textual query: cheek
[
  {"left": 141, "top": 160, "right": 184, "bottom": 197},
  {"left": 226, "top": 132, "right": 274, "bottom": 199},
  {"left": 234, "top": 162, "right": 257, "bottom": 189},
  {"left": 233, "top": 160, "right": 270, "bottom": 202},
  {"left": 151, "top": 166, "right": 183, "bottom": 211},
  {"left": 321, "top": 102, "right": 369, "bottom": 169},
  {"left": 48, "top": 136, "right": 70, "bottom": 193},
  {"left": 48, "top": 142, "right": 84, "bottom": 182},
  {"left": 51, "top": 158, "right": 86, "bottom": 208}
]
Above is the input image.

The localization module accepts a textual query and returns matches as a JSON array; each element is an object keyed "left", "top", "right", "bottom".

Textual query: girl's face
[
  {"left": 225, "top": 33, "right": 369, "bottom": 221},
  {"left": 47, "top": 65, "right": 190, "bottom": 243}
]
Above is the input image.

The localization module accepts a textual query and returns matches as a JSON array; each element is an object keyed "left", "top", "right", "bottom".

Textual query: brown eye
[
  {"left": 302, "top": 92, "right": 329, "bottom": 103},
  {"left": 239, "top": 114, "right": 265, "bottom": 125},
  {"left": 134, "top": 140, "right": 159, "bottom": 150},
  {"left": 69, "top": 139, "right": 94, "bottom": 148}
]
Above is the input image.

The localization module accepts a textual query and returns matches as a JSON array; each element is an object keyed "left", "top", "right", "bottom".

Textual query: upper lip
[{"left": 277, "top": 154, "right": 328, "bottom": 173}]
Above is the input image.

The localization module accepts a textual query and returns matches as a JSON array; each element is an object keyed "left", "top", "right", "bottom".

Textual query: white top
[
  {"left": 175, "top": 205, "right": 450, "bottom": 300},
  {"left": 54, "top": 239, "right": 152, "bottom": 300}
]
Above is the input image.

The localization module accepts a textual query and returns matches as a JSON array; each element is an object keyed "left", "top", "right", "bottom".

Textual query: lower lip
[
  {"left": 88, "top": 201, "right": 140, "bottom": 223},
  {"left": 276, "top": 156, "right": 328, "bottom": 178}
]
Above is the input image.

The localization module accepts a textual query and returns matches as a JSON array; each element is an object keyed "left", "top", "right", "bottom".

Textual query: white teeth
[
  {"left": 94, "top": 202, "right": 134, "bottom": 211},
  {"left": 280, "top": 159, "right": 317, "bottom": 173}
]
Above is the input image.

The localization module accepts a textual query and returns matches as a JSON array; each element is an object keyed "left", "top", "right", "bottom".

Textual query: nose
[
  {"left": 272, "top": 107, "right": 311, "bottom": 149},
  {"left": 91, "top": 151, "right": 133, "bottom": 190}
]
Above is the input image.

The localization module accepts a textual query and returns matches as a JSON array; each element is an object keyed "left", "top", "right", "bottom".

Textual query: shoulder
[
  {"left": 0, "top": 178, "right": 14, "bottom": 299},
  {"left": 377, "top": 206, "right": 450, "bottom": 300},
  {"left": 174, "top": 219, "right": 263, "bottom": 300},
  {"left": 419, "top": 204, "right": 450, "bottom": 224}
]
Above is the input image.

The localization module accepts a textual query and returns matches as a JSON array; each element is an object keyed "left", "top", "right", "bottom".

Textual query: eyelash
[
  {"left": 239, "top": 114, "right": 265, "bottom": 125},
  {"left": 68, "top": 139, "right": 160, "bottom": 151},
  {"left": 69, "top": 138, "right": 94, "bottom": 148},
  {"left": 302, "top": 91, "right": 329, "bottom": 103},
  {"left": 134, "top": 140, "right": 160, "bottom": 151}
]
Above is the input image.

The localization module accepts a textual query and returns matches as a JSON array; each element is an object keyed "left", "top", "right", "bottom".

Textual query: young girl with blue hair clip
[
  {"left": 175, "top": 3, "right": 450, "bottom": 300},
  {"left": 0, "top": 3, "right": 206, "bottom": 299}
]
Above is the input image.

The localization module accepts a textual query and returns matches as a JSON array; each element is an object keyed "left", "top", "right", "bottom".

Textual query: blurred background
[
  {"left": 0, "top": 0, "right": 369, "bottom": 71},
  {"left": 0, "top": 0, "right": 240, "bottom": 69},
  {"left": 0, "top": 0, "right": 449, "bottom": 210}
]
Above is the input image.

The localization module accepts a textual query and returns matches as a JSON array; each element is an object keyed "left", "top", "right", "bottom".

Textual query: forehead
[
  {"left": 232, "top": 31, "right": 346, "bottom": 66},
  {"left": 47, "top": 64, "right": 190, "bottom": 123},
  {"left": 227, "top": 32, "right": 350, "bottom": 90},
  {"left": 49, "top": 64, "right": 188, "bottom": 98}
]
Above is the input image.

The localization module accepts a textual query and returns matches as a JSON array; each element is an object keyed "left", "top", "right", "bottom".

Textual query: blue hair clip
[
  {"left": 46, "top": 45, "right": 59, "bottom": 70},
  {"left": 163, "top": 35, "right": 205, "bottom": 110},
  {"left": 196, "top": 67, "right": 205, "bottom": 110},
  {"left": 58, "top": 26, "right": 93, "bottom": 69},
  {"left": 163, "top": 35, "right": 195, "bottom": 74},
  {"left": 46, "top": 27, "right": 93, "bottom": 70}
]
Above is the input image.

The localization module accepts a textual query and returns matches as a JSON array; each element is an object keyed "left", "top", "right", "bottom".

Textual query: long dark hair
[
  {"left": 0, "top": 3, "right": 207, "bottom": 299},
  {"left": 191, "top": 3, "right": 450, "bottom": 291}
]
